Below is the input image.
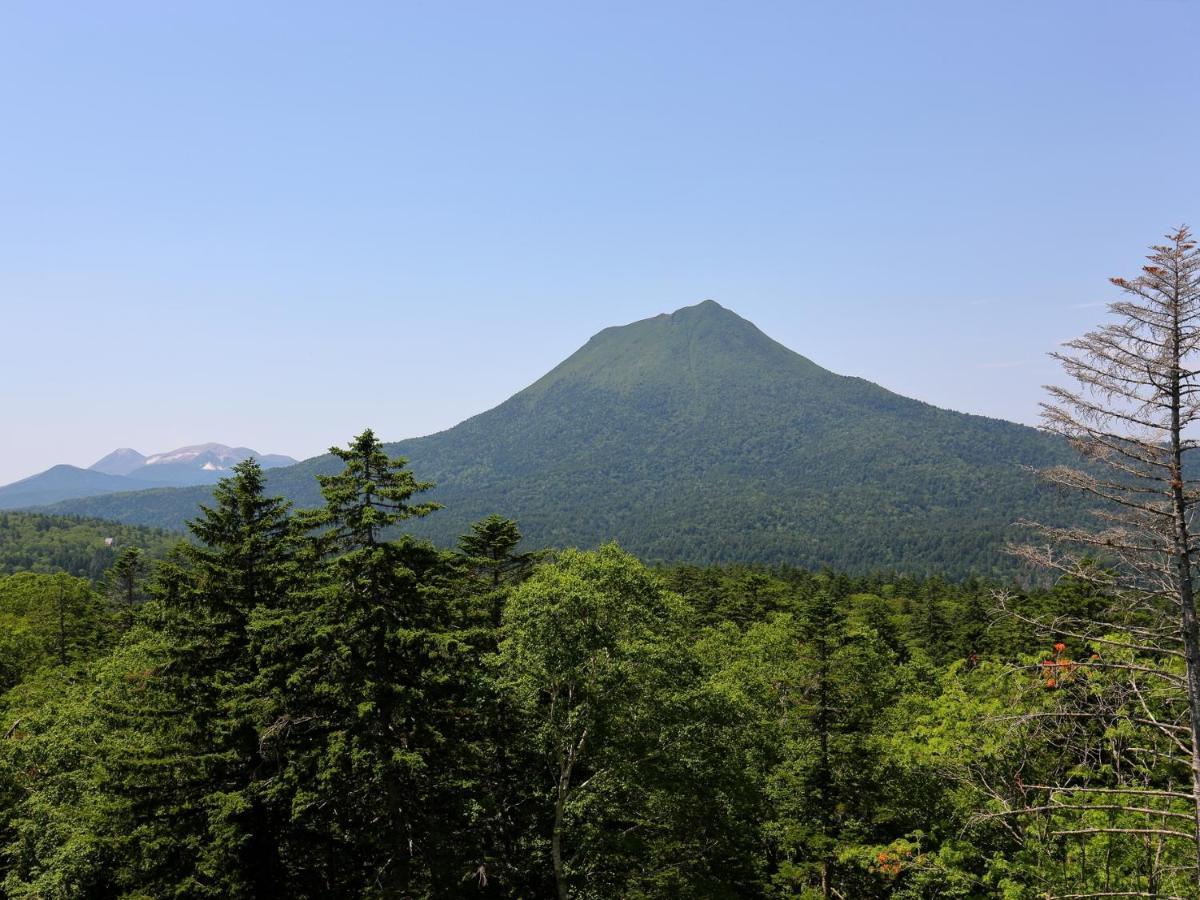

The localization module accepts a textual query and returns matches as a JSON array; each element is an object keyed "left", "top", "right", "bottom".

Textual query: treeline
[
  {"left": 0, "top": 511, "right": 177, "bottom": 580},
  {"left": 0, "top": 432, "right": 1191, "bottom": 897}
]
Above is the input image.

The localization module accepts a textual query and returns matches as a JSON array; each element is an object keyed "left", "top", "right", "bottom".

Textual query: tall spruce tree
[
  {"left": 451, "top": 517, "right": 543, "bottom": 894},
  {"left": 40, "top": 459, "right": 302, "bottom": 898},
  {"left": 765, "top": 580, "right": 900, "bottom": 898},
  {"left": 458, "top": 514, "right": 540, "bottom": 626},
  {"left": 172, "top": 457, "right": 297, "bottom": 896},
  {"left": 257, "top": 429, "right": 455, "bottom": 896}
]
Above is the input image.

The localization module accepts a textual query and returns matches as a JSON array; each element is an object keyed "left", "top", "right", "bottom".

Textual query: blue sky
[{"left": 2, "top": 1, "right": 1198, "bottom": 483}]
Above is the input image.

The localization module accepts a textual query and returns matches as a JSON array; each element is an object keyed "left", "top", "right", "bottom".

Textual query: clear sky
[{"left": 2, "top": 1, "right": 1198, "bottom": 484}]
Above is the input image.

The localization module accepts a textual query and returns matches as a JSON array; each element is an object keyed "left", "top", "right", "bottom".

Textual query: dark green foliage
[
  {"left": 459, "top": 515, "right": 540, "bottom": 592},
  {"left": 150, "top": 456, "right": 299, "bottom": 898},
  {"left": 2, "top": 432, "right": 1182, "bottom": 898},
  {"left": 250, "top": 430, "right": 461, "bottom": 896},
  {"left": 45, "top": 302, "right": 1084, "bottom": 577},
  {"left": 106, "top": 546, "right": 149, "bottom": 633},
  {"left": 0, "top": 511, "right": 176, "bottom": 579}
]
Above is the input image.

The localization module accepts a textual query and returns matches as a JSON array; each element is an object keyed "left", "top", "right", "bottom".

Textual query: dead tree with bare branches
[{"left": 1005, "top": 226, "right": 1200, "bottom": 896}]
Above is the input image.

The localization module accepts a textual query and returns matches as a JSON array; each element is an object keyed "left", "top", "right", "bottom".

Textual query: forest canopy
[{"left": 3, "top": 428, "right": 1197, "bottom": 898}]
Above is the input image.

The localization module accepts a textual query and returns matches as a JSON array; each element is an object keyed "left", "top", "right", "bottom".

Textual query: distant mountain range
[
  {"left": 0, "top": 444, "right": 297, "bottom": 509},
  {"left": 34, "top": 301, "right": 1083, "bottom": 576}
]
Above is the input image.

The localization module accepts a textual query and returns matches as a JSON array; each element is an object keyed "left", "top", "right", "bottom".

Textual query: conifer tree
[
  {"left": 171, "top": 457, "right": 297, "bottom": 896},
  {"left": 458, "top": 514, "right": 540, "bottom": 626},
  {"left": 459, "top": 515, "right": 537, "bottom": 589},
  {"left": 107, "top": 546, "right": 148, "bottom": 633},
  {"left": 450, "top": 516, "right": 543, "bottom": 893},
  {"left": 49, "top": 459, "right": 302, "bottom": 898},
  {"left": 258, "top": 429, "right": 452, "bottom": 895},
  {"left": 764, "top": 581, "right": 900, "bottom": 898}
]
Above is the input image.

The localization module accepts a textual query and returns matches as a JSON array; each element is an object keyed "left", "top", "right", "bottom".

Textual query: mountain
[
  {"left": 128, "top": 444, "right": 298, "bottom": 486},
  {"left": 0, "top": 444, "right": 298, "bottom": 510},
  {"left": 0, "top": 466, "right": 160, "bottom": 510},
  {"left": 89, "top": 448, "right": 147, "bottom": 476},
  {"left": 42, "top": 301, "right": 1079, "bottom": 575}
]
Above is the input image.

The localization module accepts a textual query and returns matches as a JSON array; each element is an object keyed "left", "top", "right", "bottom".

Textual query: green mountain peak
[
  {"left": 43, "top": 302, "right": 1077, "bottom": 575},
  {"left": 520, "top": 300, "right": 825, "bottom": 405}
]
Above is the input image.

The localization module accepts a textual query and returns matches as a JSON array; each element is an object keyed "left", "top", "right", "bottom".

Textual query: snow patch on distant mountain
[
  {"left": 82, "top": 444, "right": 299, "bottom": 485},
  {"left": 142, "top": 443, "right": 263, "bottom": 468},
  {"left": 92, "top": 443, "right": 296, "bottom": 473},
  {"left": 0, "top": 443, "right": 302, "bottom": 510}
]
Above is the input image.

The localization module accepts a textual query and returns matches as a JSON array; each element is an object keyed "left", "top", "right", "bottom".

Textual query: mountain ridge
[
  {"left": 40, "top": 301, "right": 1077, "bottom": 575},
  {"left": 0, "top": 443, "right": 298, "bottom": 510}
]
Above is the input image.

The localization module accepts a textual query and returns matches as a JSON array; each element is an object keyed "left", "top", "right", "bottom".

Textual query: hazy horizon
[
  {"left": 2, "top": 297, "right": 1067, "bottom": 482},
  {"left": 3, "top": 1, "right": 1198, "bottom": 483}
]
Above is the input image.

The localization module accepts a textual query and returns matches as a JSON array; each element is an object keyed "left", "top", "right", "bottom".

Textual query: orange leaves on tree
[{"left": 1041, "top": 642, "right": 1076, "bottom": 688}]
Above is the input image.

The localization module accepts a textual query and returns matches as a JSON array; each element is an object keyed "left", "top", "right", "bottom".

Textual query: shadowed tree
[
  {"left": 458, "top": 514, "right": 541, "bottom": 627},
  {"left": 256, "top": 429, "right": 455, "bottom": 896},
  {"left": 107, "top": 546, "right": 149, "bottom": 633}
]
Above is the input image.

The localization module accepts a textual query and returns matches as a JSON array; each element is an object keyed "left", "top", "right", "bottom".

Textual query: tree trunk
[
  {"left": 552, "top": 728, "right": 585, "bottom": 900},
  {"left": 1175, "top": 495, "right": 1200, "bottom": 890},
  {"left": 1167, "top": 303, "right": 1200, "bottom": 890},
  {"left": 552, "top": 759, "right": 569, "bottom": 900}
]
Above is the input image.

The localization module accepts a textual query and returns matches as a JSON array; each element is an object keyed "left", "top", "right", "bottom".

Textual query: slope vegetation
[{"left": 47, "top": 301, "right": 1076, "bottom": 575}]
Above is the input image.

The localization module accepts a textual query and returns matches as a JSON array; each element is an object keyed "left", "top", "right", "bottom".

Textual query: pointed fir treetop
[
  {"left": 313, "top": 428, "right": 440, "bottom": 550},
  {"left": 458, "top": 514, "right": 541, "bottom": 588},
  {"left": 182, "top": 456, "right": 296, "bottom": 621},
  {"left": 188, "top": 457, "right": 292, "bottom": 551}
]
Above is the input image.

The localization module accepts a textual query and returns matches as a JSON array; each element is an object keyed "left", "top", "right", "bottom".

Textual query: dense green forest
[
  {"left": 44, "top": 302, "right": 1086, "bottom": 578},
  {"left": 0, "top": 512, "right": 177, "bottom": 579},
  {"left": 3, "top": 433, "right": 1194, "bottom": 898}
]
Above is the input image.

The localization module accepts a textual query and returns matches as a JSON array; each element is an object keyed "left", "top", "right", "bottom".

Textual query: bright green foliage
[
  {"left": 3, "top": 438, "right": 1192, "bottom": 898},
  {"left": 497, "top": 545, "right": 759, "bottom": 898},
  {"left": 1, "top": 627, "right": 176, "bottom": 898},
  {"left": 0, "top": 572, "right": 121, "bottom": 896},
  {"left": 0, "top": 573, "right": 109, "bottom": 691},
  {"left": 1, "top": 459, "right": 300, "bottom": 899},
  {"left": 910, "top": 643, "right": 1200, "bottom": 898},
  {"left": 694, "top": 579, "right": 951, "bottom": 899}
]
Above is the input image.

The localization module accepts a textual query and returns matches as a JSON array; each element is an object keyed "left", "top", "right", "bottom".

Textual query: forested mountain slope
[
  {"left": 46, "top": 301, "right": 1078, "bottom": 575},
  {"left": 0, "top": 511, "right": 179, "bottom": 580}
]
